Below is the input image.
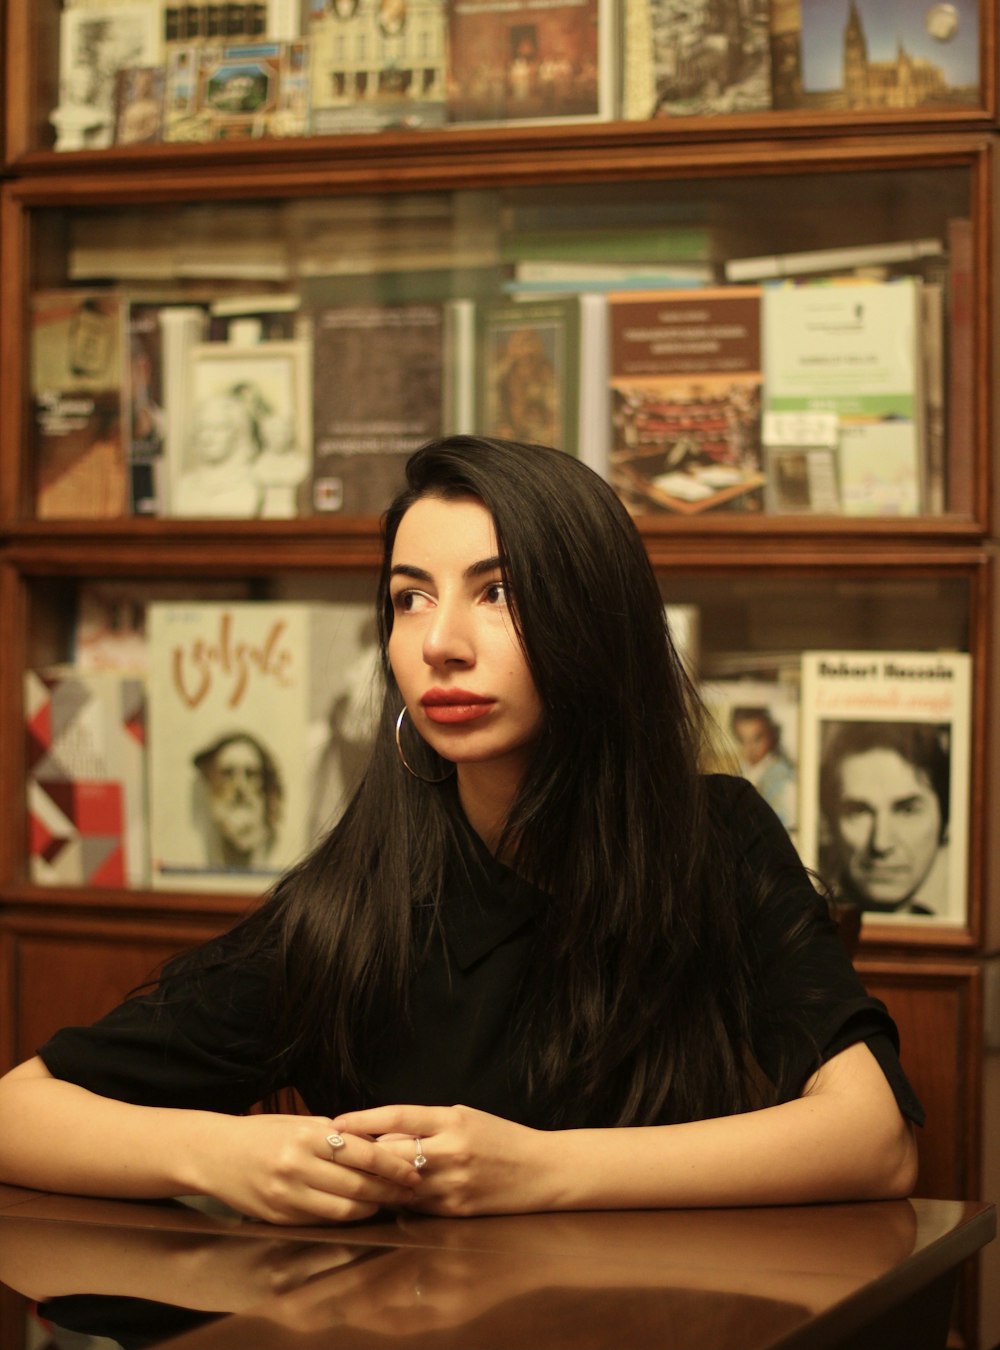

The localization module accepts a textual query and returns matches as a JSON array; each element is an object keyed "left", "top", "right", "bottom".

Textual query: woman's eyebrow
[
  {"left": 389, "top": 556, "right": 502, "bottom": 582},
  {"left": 389, "top": 563, "right": 431, "bottom": 581}
]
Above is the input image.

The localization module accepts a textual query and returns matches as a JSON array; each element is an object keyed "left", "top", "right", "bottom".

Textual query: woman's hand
[
  {"left": 190, "top": 1113, "right": 422, "bottom": 1225},
  {"left": 329, "top": 1105, "right": 556, "bottom": 1218}
]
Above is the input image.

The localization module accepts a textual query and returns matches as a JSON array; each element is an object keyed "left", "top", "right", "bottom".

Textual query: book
[
  {"left": 700, "top": 676, "right": 800, "bottom": 835},
  {"left": 475, "top": 294, "right": 609, "bottom": 474},
  {"left": 30, "top": 290, "right": 129, "bottom": 521},
  {"left": 445, "top": 0, "right": 612, "bottom": 125},
  {"left": 147, "top": 601, "right": 349, "bottom": 892},
  {"left": 207, "top": 292, "right": 303, "bottom": 342},
  {"left": 113, "top": 65, "right": 166, "bottom": 143},
  {"left": 790, "top": 0, "right": 979, "bottom": 113},
  {"left": 159, "top": 304, "right": 209, "bottom": 516},
  {"left": 25, "top": 667, "right": 148, "bottom": 888},
  {"left": 761, "top": 278, "right": 925, "bottom": 516},
  {"left": 52, "top": 3, "right": 163, "bottom": 151},
  {"left": 945, "top": 217, "right": 974, "bottom": 516},
  {"left": 621, "top": 0, "right": 771, "bottom": 120},
  {"left": 504, "top": 259, "right": 715, "bottom": 296},
  {"left": 664, "top": 602, "right": 700, "bottom": 678},
  {"left": 310, "top": 302, "right": 446, "bottom": 515},
  {"left": 607, "top": 287, "right": 764, "bottom": 514},
  {"left": 74, "top": 579, "right": 253, "bottom": 673},
  {"left": 798, "top": 650, "right": 972, "bottom": 929},
  {"left": 164, "top": 38, "right": 310, "bottom": 141},
  {"left": 124, "top": 301, "right": 168, "bottom": 515},
  {"left": 167, "top": 336, "right": 312, "bottom": 518},
  {"left": 309, "top": 0, "right": 447, "bottom": 134},
  {"left": 769, "top": 0, "right": 802, "bottom": 109},
  {"left": 725, "top": 237, "right": 944, "bottom": 285}
]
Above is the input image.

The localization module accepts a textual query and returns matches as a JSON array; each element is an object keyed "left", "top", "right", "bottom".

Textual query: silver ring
[
  {"left": 326, "top": 1131, "right": 346, "bottom": 1159},
  {"left": 414, "top": 1137, "right": 427, "bottom": 1169}
]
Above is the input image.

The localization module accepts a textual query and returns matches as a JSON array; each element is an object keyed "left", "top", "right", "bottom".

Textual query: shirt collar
[{"left": 439, "top": 823, "right": 541, "bottom": 971}]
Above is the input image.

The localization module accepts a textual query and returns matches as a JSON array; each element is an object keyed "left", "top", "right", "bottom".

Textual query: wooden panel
[
  {"left": 0, "top": 912, "right": 227, "bottom": 1069},
  {"left": 856, "top": 959, "right": 981, "bottom": 1201}
]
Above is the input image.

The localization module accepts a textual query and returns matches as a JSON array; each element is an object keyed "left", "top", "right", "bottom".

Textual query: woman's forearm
[
  {"left": 0, "top": 1058, "right": 222, "bottom": 1198},
  {"left": 541, "top": 1043, "right": 917, "bottom": 1212},
  {"left": 0, "top": 1056, "right": 422, "bottom": 1225}
]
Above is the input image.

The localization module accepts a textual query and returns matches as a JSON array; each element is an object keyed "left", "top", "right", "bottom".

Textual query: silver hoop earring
[{"left": 395, "top": 707, "right": 455, "bottom": 784}]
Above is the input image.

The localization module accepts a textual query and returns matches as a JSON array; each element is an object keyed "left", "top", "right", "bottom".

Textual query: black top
[{"left": 38, "top": 776, "right": 925, "bottom": 1128}]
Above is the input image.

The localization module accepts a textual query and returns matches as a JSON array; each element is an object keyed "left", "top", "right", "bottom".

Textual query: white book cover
[
  {"left": 762, "top": 279, "right": 924, "bottom": 516},
  {"left": 798, "top": 650, "right": 972, "bottom": 929},
  {"left": 700, "top": 677, "right": 799, "bottom": 836},
  {"left": 54, "top": 4, "right": 163, "bottom": 151},
  {"left": 148, "top": 601, "right": 374, "bottom": 893},
  {"left": 26, "top": 667, "right": 148, "bottom": 888}
]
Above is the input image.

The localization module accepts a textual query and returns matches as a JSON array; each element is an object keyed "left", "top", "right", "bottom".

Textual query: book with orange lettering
[{"left": 147, "top": 601, "right": 356, "bottom": 892}]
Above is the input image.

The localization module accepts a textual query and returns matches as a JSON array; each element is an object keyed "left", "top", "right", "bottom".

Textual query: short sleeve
[
  {"left": 37, "top": 934, "right": 280, "bottom": 1114},
  {"left": 708, "top": 775, "right": 925, "bottom": 1127}
]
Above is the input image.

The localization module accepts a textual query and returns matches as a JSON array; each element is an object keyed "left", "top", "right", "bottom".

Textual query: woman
[{"left": 0, "top": 436, "right": 919, "bottom": 1224}]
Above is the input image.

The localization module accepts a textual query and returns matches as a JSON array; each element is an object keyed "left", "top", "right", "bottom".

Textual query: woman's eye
[
  {"left": 482, "top": 582, "right": 508, "bottom": 606},
  {"left": 392, "top": 589, "right": 432, "bottom": 614}
]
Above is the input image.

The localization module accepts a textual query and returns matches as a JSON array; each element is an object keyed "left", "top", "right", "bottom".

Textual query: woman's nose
[{"left": 422, "top": 600, "right": 474, "bottom": 668}]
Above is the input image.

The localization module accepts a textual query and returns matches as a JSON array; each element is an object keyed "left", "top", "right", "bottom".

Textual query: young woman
[{"left": 0, "top": 436, "right": 920, "bottom": 1225}]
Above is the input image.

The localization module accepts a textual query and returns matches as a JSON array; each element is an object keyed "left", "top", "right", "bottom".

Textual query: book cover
[
  {"left": 792, "top": 0, "right": 979, "bottom": 113},
  {"left": 798, "top": 649, "right": 972, "bottom": 928},
  {"left": 622, "top": 0, "right": 771, "bottom": 120},
  {"left": 124, "top": 301, "right": 168, "bottom": 515},
  {"left": 700, "top": 676, "right": 800, "bottom": 836},
  {"left": 309, "top": 0, "right": 447, "bottom": 134},
  {"left": 75, "top": 579, "right": 253, "bottom": 674},
  {"left": 25, "top": 667, "right": 148, "bottom": 889},
  {"left": 147, "top": 602, "right": 350, "bottom": 892},
  {"left": 608, "top": 287, "right": 764, "bottom": 514},
  {"left": 311, "top": 302, "right": 446, "bottom": 515},
  {"left": 53, "top": 3, "right": 163, "bottom": 150},
  {"left": 761, "top": 278, "right": 924, "bottom": 516},
  {"left": 446, "top": 0, "right": 611, "bottom": 125},
  {"left": 113, "top": 65, "right": 166, "bottom": 143},
  {"left": 30, "top": 291, "right": 129, "bottom": 521},
  {"left": 159, "top": 305, "right": 209, "bottom": 516},
  {"left": 476, "top": 296, "right": 581, "bottom": 454},
  {"left": 164, "top": 38, "right": 309, "bottom": 140},
  {"left": 167, "top": 338, "right": 312, "bottom": 519}
]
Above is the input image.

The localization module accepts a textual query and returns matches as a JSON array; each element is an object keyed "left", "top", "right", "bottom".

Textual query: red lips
[{"left": 420, "top": 688, "right": 496, "bottom": 724}]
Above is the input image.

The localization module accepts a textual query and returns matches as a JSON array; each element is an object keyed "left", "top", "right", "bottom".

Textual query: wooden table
[{"left": 0, "top": 1185, "right": 993, "bottom": 1349}]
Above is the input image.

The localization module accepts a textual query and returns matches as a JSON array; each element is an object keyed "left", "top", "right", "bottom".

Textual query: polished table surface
[{"left": 0, "top": 1184, "right": 994, "bottom": 1350}]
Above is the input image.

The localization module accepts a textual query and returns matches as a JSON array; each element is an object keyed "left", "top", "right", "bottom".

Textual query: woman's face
[{"left": 387, "top": 495, "right": 544, "bottom": 780}]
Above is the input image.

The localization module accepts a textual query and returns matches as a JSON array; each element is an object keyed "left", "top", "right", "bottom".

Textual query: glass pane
[{"left": 25, "top": 161, "right": 974, "bottom": 522}]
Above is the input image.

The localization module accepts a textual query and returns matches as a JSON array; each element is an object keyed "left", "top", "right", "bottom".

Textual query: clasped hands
[{"left": 212, "top": 1104, "right": 550, "bottom": 1226}]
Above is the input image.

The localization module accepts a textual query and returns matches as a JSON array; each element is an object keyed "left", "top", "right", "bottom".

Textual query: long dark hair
[{"left": 242, "top": 436, "right": 811, "bottom": 1126}]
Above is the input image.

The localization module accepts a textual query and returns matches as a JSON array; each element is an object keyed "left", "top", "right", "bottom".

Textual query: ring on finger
[
  {"left": 326, "top": 1131, "right": 346, "bottom": 1160},
  {"left": 414, "top": 1137, "right": 427, "bottom": 1170}
]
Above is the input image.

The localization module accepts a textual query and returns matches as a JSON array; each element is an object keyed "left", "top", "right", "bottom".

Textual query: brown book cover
[
  {"left": 608, "top": 287, "right": 764, "bottom": 515},
  {"left": 30, "top": 291, "right": 128, "bottom": 521},
  {"left": 446, "top": 0, "right": 610, "bottom": 124},
  {"left": 311, "top": 302, "right": 445, "bottom": 516}
]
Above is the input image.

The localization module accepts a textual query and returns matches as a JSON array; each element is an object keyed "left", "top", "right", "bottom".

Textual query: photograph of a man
[
  {"left": 192, "top": 731, "right": 283, "bottom": 871},
  {"left": 818, "top": 720, "right": 950, "bottom": 916}
]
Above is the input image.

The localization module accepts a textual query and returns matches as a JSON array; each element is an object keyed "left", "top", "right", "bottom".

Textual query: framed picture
[
  {"left": 798, "top": 650, "right": 972, "bottom": 936},
  {"left": 169, "top": 341, "right": 311, "bottom": 519}
]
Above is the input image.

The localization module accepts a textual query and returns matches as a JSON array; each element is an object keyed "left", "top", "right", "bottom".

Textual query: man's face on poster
[
  {"left": 832, "top": 747, "right": 943, "bottom": 909},
  {"left": 204, "top": 738, "right": 269, "bottom": 860}
]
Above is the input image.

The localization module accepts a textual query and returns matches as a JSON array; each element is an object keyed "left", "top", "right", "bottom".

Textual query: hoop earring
[{"left": 395, "top": 707, "right": 455, "bottom": 784}]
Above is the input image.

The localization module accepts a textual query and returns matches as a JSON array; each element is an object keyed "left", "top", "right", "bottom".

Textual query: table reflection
[{"left": 0, "top": 1198, "right": 935, "bottom": 1350}]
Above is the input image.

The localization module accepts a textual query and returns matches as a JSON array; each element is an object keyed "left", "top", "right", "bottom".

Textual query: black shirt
[{"left": 38, "top": 776, "right": 924, "bottom": 1128}]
